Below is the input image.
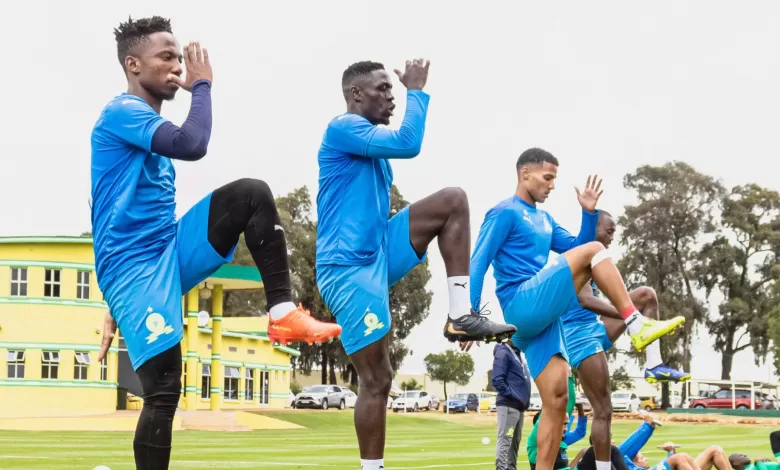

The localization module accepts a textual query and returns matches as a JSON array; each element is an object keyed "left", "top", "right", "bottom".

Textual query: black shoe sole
[{"left": 442, "top": 327, "right": 516, "bottom": 344}]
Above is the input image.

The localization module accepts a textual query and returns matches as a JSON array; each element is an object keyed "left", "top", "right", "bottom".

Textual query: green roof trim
[
  {"left": 0, "top": 236, "right": 93, "bottom": 244},
  {"left": 209, "top": 264, "right": 262, "bottom": 283}
]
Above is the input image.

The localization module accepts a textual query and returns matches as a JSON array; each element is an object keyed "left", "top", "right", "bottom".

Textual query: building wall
[{"left": 0, "top": 238, "right": 293, "bottom": 417}]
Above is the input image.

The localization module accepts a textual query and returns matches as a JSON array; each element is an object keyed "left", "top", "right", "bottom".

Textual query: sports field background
[{"left": 0, "top": 411, "right": 771, "bottom": 469}]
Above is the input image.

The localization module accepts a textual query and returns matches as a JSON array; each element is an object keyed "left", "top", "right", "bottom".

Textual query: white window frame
[
  {"left": 100, "top": 356, "right": 108, "bottom": 381},
  {"left": 10, "top": 268, "right": 28, "bottom": 297},
  {"left": 224, "top": 366, "right": 240, "bottom": 400},
  {"left": 260, "top": 370, "right": 270, "bottom": 405},
  {"left": 74, "top": 351, "right": 91, "bottom": 381},
  {"left": 245, "top": 368, "right": 255, "bottom": 401},
  {"left": 77, "top": 271, "right": 91, "bottom": 300},
  {"left": 41, "top": 351, "right": 60, "bottom": 379},
  {"left": 201, "top": 365, "right": 211, "bottom": 399},
  {"left": 44, "top": 269, "right": 61, "bottom": 298},
  {"left": 6, "top": 350, "right": 25, "bottom": 378}
]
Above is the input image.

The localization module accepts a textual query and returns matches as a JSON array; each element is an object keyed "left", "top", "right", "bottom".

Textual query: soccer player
[
  {"left": 563, "top": 209, "right": 688, "bottom": 470},
  {"left": 315, "top": 59, "right": 516, "bottom": 470},
  {"left": 91, "top": 17, "right": 340, "bottom": 469},
  {"left": 470, "top": 148, "right": 682, "bottom": 470}
]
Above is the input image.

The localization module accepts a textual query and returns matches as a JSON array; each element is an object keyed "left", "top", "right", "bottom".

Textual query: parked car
[
  {"left": 655, "top": 390, "right": 682, "bottom": 408},
  {"left": 294, "top": 385, "right": 348, "bottom": 410},
  {"left": 488, "top": 396, "right": 497, "bottom": 412},
  {"left": 689, "top": 389, "right": 762, "bottom": 410},
  {"left": 640, "top": 396, "right": 660, "bottom": 411},
  {"left": 445, "top": 393, "right": 480, "bottom": 412},
  {"left": 575, "top": 392, "right": 592, "bottom": 412},
  {"left": 392, "top": 390, "right": 440, "bottom": 412},
  {"left": 611, "top": 391, "right": 642, "bottom": 412},
  {"left": 344, "top": 390, "right": 358, "bottom": 408},
  {"left": 761, "top": 393, "right": 778, "bottom": 410},
  {"left": 479, "top": 392, "right": 497, "bottom": 411},
  {"left": 528, "top": 392, "right": 542, "bottom": 411}
]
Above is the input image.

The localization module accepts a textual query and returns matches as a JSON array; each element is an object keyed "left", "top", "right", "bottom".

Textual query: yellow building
[{"left": 0, "top": 236, "right": 297, "bottom": 418}]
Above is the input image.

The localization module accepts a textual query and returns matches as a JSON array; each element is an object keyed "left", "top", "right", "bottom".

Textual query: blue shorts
[
  {"left": 317, "top": 207, "right": 426, "bottom": 355},
  {"left": 105, "top": 193, "right": 234, "bottom": 370},
  {"left": 563, "top": 319, "right": 614, "bottom": 369},
  {"left": 504, "top": 255, "right": 579, "bottom": 379}
]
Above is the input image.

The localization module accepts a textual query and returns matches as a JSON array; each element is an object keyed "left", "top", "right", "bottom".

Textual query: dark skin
[
  {"left": 123, "top": 32, "right": 212, "bottom": 113},
  {"left": 576, "top": 212, "right": 661, "bottom": 464},
  {"left": 346, "top": 59, "right": 474, "bottom": 460}
]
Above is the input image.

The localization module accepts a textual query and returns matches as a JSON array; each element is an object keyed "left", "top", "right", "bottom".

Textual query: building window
[
  {"left": 228, "top": 346, "right": 238, "bottom": 353},
  {"left": 201, "top": 365, "right": 211, "bottom": 399},
  {"left": 245, "top": 369, "right": 255, "bottom": 401},
  {"left": 260, "top": 370, "right": 270, "bottom": 405},
  {"left": 224, "top": 366, "right": 240, "bottom": 400},
  {"left": 247, "top": 349, "right": 256, "bottom": 355},
  {"left": 44, "top": 269, "right": 61, "bottom": 298},
  {"left": 7, "top": 350, "right": 25, "bottom": 378},
  {"left": 100, "top": 356, "right": 108, "bottom": 381},
  {"left": 10, "top": 268, "right": 27, "bottom": 297},
  {"left": 77, "top": 271, "right": 91, "bottom": 300},
  {"left": 74, "top": 351, "right": 91, "bottom": 380},
  {"left": 41, "top": 351, "right": 60, "bottom": 379}
]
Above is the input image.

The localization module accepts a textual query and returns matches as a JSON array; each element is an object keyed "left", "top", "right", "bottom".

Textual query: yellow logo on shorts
[
  {"left": 145, "top": 309, "right": 174, "bottom": 344},
  {"left": 363, "top": 310, "right": 384, "bottom": 336}
]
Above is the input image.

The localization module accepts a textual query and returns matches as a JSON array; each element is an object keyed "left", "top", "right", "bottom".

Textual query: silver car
[{"left": 294, "top": 385, "right": 348, "bottom": 410}]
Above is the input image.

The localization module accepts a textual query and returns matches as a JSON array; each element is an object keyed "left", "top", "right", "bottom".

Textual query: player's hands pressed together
[
  {"left": 575, "top": 174, "right": 603, "bottom": 213},
  {"left": 394, "top": 58, "right": 431, "bottom": 91},
  {"left": 169, "top": 41, "right": 212, "bottom": 91},
  {"left": 97, "top": 309, "right": 117, "bottom": 362},
  {"left": 661, "top": 442, "right": 677, "bottom": 454}
]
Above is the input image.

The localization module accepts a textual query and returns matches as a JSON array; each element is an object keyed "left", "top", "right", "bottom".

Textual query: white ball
[
  {"left": 482, "top": 437, "right": 490, "bottom": 445},
  {"left": 94, "top": 466, "right": 111, "bottom": 470}
]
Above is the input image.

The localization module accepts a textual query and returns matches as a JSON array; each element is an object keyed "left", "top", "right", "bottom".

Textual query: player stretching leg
[
  {"left": 92, "top": 17, "right": 340, "bottom": 470},
  {"left": 316, "top": 60, "right": 516, "bottom": 470},
  {"left": 470, "top": 148, "right": 682, "bottom": 470},
  {"left": 563, "top": 210, "right": 688, "bottom": 470}
]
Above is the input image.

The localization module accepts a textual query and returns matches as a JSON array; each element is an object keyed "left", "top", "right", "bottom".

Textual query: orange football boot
[{"left": 267, "top": 304, "right": 342, "bottom": 346}]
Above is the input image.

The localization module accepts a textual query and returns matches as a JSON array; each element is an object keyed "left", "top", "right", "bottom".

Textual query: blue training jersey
[
  {"left": 90, "top": 94, "right": 174, "bottom": 295},
  {"left": 561, "top": 281, "right": 601, "bottom": 324},
  {"left": 315, "top": 90, "right": 430, "bottom": 266},
  {"left": 470, "top": 195, "right": 599, "bottom": 312}
]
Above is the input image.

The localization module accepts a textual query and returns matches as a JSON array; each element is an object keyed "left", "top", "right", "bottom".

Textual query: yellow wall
[{"left": 0, "top": 238, "right": 295, "bottom": 417}]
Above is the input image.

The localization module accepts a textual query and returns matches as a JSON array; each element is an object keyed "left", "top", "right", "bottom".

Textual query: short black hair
[
  {"left": 114, "top": 16, "right": 173, "bottom": 68},
  {"left": 599, "top": 209, "right": 612, "bottom": 218},
  {"left": 342, "top": 61, "right": 385, "bottom": 90},
  {"left": 516, "top": 148, "right": 559, "bottom": 170}
]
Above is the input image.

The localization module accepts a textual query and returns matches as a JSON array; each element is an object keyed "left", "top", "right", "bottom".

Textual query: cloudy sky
[{"left": 3, "top": 0, "right": 779, "bottom": 384}]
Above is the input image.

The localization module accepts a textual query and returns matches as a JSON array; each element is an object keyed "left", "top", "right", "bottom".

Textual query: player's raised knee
[
  {"left": 440, "top": 186, "right": 469, "bottom": 212},
  {"left": 229, "top": 177, "right": 274, "bottom": 204},
  {"left": 634, "top": 286, "right": 657, "bottom": 305}
]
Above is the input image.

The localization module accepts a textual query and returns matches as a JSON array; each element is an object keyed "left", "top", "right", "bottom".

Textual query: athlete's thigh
[
  {"left": 577, "top": 351, "right": 610, "bottom": 409},
  {"left": 317, "top": 252, "right": 391, "bottom": 356},
  {"left": 177, "top": 192, "right": 235, "bottom": 294},
  {"left": 505, "top": 255, "right": 579, "bottom": 339},
  {"left": 512, "top": 319, "right": 569, "bottom": 380},
  {"left": 105, "top": 241, "right": 184, "bottom": 372},
  {"left": 386, "top": 206, "right": 427, "bottom": 287}
]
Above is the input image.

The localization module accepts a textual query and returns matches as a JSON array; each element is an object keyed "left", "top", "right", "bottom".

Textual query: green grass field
[{"left": 0, "top": 411, "right": 772, "bottom": 469}]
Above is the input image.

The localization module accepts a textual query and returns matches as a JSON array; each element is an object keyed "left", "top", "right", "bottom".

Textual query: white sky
[{"left": 2, "top": 0, "right": 779, "bottom": 383}]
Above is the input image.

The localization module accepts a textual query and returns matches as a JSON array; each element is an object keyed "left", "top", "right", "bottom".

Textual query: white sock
[
  {"left": 447, "top": 276, "right": 471, "bottom": 320},
  {"left": 596, "top": 460, "right": 612, "bottom": 470},
  {"left": 645, "top": 339, "right": 663, "bottom": 369},
  {"left": 625, "top": 311, "right": 645, "bottom": 335},
  {"left": 361, "top": 459, "right": 384, "bottom": 470},
  {"left": 269, "top": 301, "right": 297, "bottom": 321}
]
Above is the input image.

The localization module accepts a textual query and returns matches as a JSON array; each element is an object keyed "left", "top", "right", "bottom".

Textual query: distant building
[{"left": 0, "top": 236, "right": 296, "bottom": 418}]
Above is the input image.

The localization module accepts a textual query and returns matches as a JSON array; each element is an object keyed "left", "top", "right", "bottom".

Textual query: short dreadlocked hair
[
  {"left": 114, "top": 16, "right": 173, "bottom": 68},
  {"left": 341, "top": 61, "right": 384, "bottom": 93}
]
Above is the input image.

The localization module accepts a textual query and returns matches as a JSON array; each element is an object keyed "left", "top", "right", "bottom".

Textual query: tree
[
  {"left": 695, "top": 184, "right": 780, "bottom": 379},
  {"left": 401, "top": 378, "right": 422, "bottom": 391},
  {"left": 617, "top": 161, "right": 723, "bottom": 407},
  {"left": 424, "top": 350, "right": 475, "bottom": 401},
  {"left": 222, "top": 185, "right": 433, "bottom": 386},
  {"left": 610, "top": 365, "right": 634, "bottom": 392}
]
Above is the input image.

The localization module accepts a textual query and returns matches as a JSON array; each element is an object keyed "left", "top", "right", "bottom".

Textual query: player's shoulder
[
  {"left": 489, "top": 197, "right": 523, "bottom": 217},
  {"left": 327, "top": 112, "right": 372, "bottom": 132},
  {"left": 105, "top": 94, "right": 155, "bottom": 114}
]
